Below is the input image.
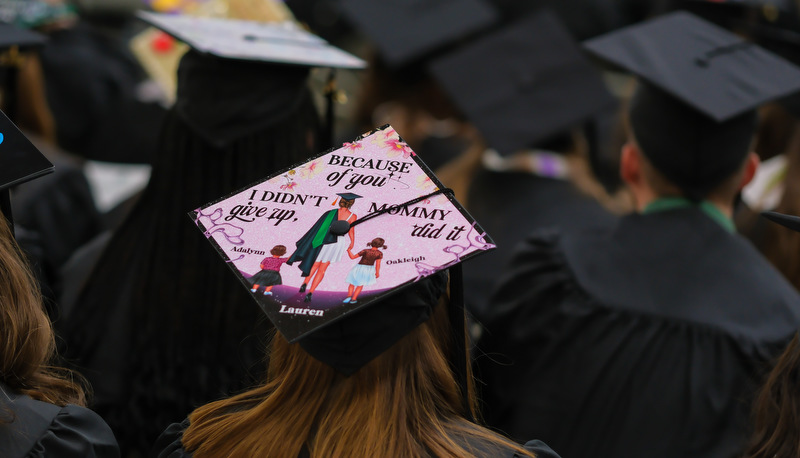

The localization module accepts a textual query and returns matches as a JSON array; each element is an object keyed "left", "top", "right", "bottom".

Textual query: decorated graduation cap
[
  {"left": 429, "top": 9, "right": 616, "bottom": 157},
  {"left": 337, "top": 0, "right": 499, "bottom": 68},
  {"left": 136, "top": 11, "right": 366, "bottom": 148},
  {"left": 0, "top": 109, "right": 54, "bottom": 231},
  {"left": 584, "top": 11, "right": 800, "bottom": 199},
  {"left": 192, "top": 125, "right": 493, "bottom": 411}
]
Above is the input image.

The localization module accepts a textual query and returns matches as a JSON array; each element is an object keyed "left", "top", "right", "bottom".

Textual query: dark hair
[
  {"left": 368, "top": 238, "right": 387, "bottom": 249},
  {"left": 61, "top": 92, "right": 321, "bottom": 455},
  {"left": 339, "top": 198, "right": 355, "bottom": 209},
  {"left": 270, "top": 245, "right": 287, "bottom": 256},
  {"left": 744, "top": 332, "right": 800, "bottom": 458},
  {"left": 0, "top": 216, "right": 86, "bottom": 413}
]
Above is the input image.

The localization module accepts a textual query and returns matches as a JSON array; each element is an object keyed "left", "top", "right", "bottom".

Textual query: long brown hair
[
  {"left": 182, "top": 294, "right": 534, "bottom": 457},
  {"left": 744, "top": 332, "right": 800, "bottom": 458},
  {"left": 0, "top": 216, "right": 85, "bottom": 408}
]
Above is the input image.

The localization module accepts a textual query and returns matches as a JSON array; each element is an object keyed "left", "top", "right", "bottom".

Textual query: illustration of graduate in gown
[{"left": 287, "top": 192, "right": 360, "bottom": 302}]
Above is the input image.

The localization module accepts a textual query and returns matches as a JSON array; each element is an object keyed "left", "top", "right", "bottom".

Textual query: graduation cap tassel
[
  {"left": 323, "top": 69, "right": 337, "bottom": 150},
  {"left": 448, "top": 264, "right": 475, "bottom": 422}
]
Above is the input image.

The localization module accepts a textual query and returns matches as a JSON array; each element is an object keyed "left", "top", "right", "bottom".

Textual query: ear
[
  {"left": 620, "top": 141, "right": 641, "bottom": 187},
  {"left": 738, "top": 152, "right": 760, "bottom": 190}
]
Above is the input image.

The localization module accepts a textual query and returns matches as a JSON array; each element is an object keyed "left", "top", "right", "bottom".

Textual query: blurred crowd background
[{"left": 3, "top": 0, "right": 800, "bottom": 457}]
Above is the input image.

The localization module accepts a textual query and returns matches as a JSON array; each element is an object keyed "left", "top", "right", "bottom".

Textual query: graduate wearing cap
[
  {"left": 287, "top": 192, "right": 361, "bottom": 303},
  {"left": 476, "top": 11, "right": 800, "bottom": 458},
  {"left": 339, "top": 0, "right": 499, "bottom": 172},
  {"left": 152, "top": 125, "right": 561, "bottom": 457},
  {"left": 57, "top": 13, "right": 363, "bottom": 456},
  {"left": 429, "top": 9, "right": 621, "bottom": 324},
  {"left": 0, "top": 109, "right": 119, "bottom": 457}
]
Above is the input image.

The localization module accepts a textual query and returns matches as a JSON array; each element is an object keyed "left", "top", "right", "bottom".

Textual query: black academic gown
[
  {"left": 476, "top": 207, "right": 800, "bottom": 458},
  {"left": 0, "top": 383, "right": 119, "bottom": 458},
  {"left": 287, "top": 208, "right": 340, "bottom": 276},
  {"left": 153, "top": 419, "right": 562, "bottom": 458},
  {"left": 464, "top": 169, "right": 617, "bottom": 322}
]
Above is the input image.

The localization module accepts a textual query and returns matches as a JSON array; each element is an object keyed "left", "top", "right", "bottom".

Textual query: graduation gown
[
  {"left": 287, "top": 208, "right": 340, "bottom": 276},
  {"left": 476, "top": 206, "right": 800, "bottom": 458},
  {"left": 153, "top": 419, "right": 562, "bottom": 458},
  {"left": 0, "top": 383, "right": 119, "bottom": 458},
  {"left": 464, "top": 168, "right": 617, "bottom": 322}
]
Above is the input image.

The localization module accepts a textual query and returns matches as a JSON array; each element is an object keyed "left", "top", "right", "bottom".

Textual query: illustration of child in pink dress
[
  {"left": 250, "top": 245, "right": 289, "bottom": 296},
  {"left": 343, "top": 238, "right": 386, "bottom": 304}
]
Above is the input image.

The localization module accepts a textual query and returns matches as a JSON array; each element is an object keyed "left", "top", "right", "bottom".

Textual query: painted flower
[
  {"left": 370, "top": 127, "right": 400, "bottom": 148},
  {"left": 342, "top": 141, "right": 364, "bottom": 153},
  {"left": 385, "top": 138, "right": 415, "bottom": 158},
  {"left": 280, "top": 182, "right": 298, "bottom": 191},
  {"left": 298, "top": 160, "right": 324, "bottom": 179},
  {"left": 416, "top": 175, "right": 434, "bottom": 192}
]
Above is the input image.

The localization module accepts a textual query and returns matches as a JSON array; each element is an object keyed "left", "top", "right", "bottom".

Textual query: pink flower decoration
[
  {"left": 343, "top": 141, "right": 364, "bottom": 152},
  {"left": 386, "top": 139, "right": 415, "bottom": 158},
  {"left": 280, "top": 182, "right": 298, "bottom": 191}
]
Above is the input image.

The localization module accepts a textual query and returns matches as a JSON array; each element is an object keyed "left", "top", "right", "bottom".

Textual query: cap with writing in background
[
  {"left": 337, "top": 0, "right": 499, "bottom": 69},
  {"left": 136, "top": 11, "right": 366, "bottom": 148},
  {"left": 584, "top": 11, "right": 800, "bottom": 199},
  {"left": 429, "top": 9, "right": 617, "bottom": 157},
  {"left": 191, "top": 124, "right": 493, "bottom": 396}
]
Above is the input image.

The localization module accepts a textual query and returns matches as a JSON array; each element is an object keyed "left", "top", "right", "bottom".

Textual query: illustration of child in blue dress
[
  {"left": 343, "top": 238, "right": 386, "bottom": 304},
  {"left": 250, "top": 245, "right": 289, "bottom": 295}
]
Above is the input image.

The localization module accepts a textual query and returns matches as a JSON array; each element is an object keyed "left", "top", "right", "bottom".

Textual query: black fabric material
[
  {"left": 429, "top": 9, "right": 616, "bottom": 156},
  {"left": 0, "top": 383, "right": 119, "bottom": 458},
  {"left": 175, "top": 50, "right": 310, "bottom": 148},
  {"left": 153, "top": 418, "right": 561, "bottom": 457},
  {"left": 39, "top": 21, "right": 161, "bottom": 164},
  {"left": 338, "top": 0, "right": 499, "bottom": 68},
  {"left": 583, "top": 11, "right": 800, "bottom": 122},
  {"left": 476, "top": 208, "right": 800, "bottom": 458},
  {"left": 629, "top": 82, "right": 757, "bottom": 199},
  {"left": 464, "top": 169, "right": 617, "bottom": 322},
  {"left": 0, "top": 23, "right": 45, "bottom": 49},
  {"left": 298, "top": 271, "right": 448, "bottom": 375}
]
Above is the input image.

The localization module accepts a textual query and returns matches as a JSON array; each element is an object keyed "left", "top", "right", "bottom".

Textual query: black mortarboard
[
  {"left": 136, "top": 12, "right": 366, "bottom": 148},
  {"left": 0, "top": 23, "right": 45, "bottom": 49},
  {"left": 336, "top": 192, "right": 362, "bottom": 200},
  {"left": 0, "top": 109, "right": 54, "bottom": 230},
  {"left": 762, "top": 210, "right": 800, "bottom": 232},
  {"left": 193, "top": 126, "right": 494, "bottom": 417},
  {"left": 429, "top": 9, "right": 616, "bottom": 156},
  {"left": 337, "top": 0, "right": 499, "bottom": 68},
  {"left": 584, "top": 11, "right": 800, "bottom": 198}
]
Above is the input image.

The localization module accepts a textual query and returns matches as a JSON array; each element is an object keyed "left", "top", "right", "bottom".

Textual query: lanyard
[{"left": 642, "top": 197, "right": 735, "bottom": 233}]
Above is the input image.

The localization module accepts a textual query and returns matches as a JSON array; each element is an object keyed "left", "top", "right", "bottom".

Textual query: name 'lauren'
[{"left": 279, "top": 305, "right": 324, "bottom": 317}]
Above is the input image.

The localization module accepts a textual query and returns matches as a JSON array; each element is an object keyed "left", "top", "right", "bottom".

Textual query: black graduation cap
[
  {"left": 0, "top": 23, "right": 46, "bottom": 49},
  {"left": 192, "top": 125, "right": 494, "bottom": 416},
  {"left": 428, "top": 9, "right": 617, "bottom": 156},
  {"left": 584, "top": 11, "right": 800, "bottom": 197},
  {"left": 337, "top": 0, "right": 499, "bottom": 68},
  {"left": 136, "top": 11, "right": 366, "bottom": 148},
  {"left": 762, "top": 210, "right": 800, "bottom": 232},
  {"left": 0, "top": 109, "right": 54, "bottom": 229}
]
